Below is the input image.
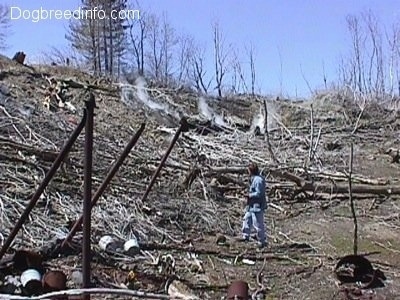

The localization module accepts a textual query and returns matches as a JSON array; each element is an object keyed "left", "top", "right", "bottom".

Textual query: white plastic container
[
  {"left": 124, "top": 237, "right": 140, "bottom": 256},
  {"left": 20, "top": 269, "right": 41, "bottom": 287},
  {"left": 99, "top": 235, "right": 118, "bottom": 252}
]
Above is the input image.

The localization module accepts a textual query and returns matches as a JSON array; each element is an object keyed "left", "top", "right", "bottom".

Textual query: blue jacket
[{"left": 247, "top": 175, "right": 267, "bottom": 211}]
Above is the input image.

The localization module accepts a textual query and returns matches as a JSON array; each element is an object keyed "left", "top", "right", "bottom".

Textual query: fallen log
[
  {"left": 271, "top": 169, "right": 400, "bottom": 196},
  {"left": 305, "top": 169, "right": 389, "bottom": 185},
  {"left": 203, "top": 166, "right": 247, "bottom": 176},
  {"left": 0, "top": 136, "right": 62, "bottom": 162},
  {"left": 203, "top": 166, "right": 400, "bottom": 196},
  {"left": 302, "top": 182, "right": 400, "bottom": 196}
]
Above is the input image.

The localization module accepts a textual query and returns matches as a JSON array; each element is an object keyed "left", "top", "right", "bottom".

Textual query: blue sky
[{"left": 2, "top": 0, "right": 400, "bottom": 98}]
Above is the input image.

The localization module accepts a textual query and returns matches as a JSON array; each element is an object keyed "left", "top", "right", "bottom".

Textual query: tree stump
[{"left": 12, "top": 52, "right": 26, "bottom": 64}]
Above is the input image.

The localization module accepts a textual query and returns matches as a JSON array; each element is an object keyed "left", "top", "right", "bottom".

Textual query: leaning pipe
[
  {"left": 82, "top": 94, "right": 95, "bottom": 300},
  {"left": 0, "top": 109, "right": 87, "bottom": 260},
  {"left": 61, "top": 122, "right": 146, "bottom": 249},
  {"left": 140, "top": 117, "right": 189, "bottom": 203}
]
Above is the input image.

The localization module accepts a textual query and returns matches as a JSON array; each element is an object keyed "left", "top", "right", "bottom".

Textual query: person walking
[{"left": 239, "top": 162, "right": 267, "bottom": 248}]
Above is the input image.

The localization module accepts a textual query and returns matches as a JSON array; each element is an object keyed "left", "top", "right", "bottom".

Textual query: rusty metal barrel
[
  {"left": 227, "top": 280, "right": 249, "bottom": 299},
  {"left": 42, "top": 270, "right": 67, "bottom": 292}
]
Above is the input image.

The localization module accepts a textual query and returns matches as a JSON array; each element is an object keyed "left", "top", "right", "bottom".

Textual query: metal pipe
[
  {"left": 140, "top": 117, "right": 189, "bottom": 203},
  {"left": 0, "top": 109, "right": 87, "bottom": 261},
  {"left": 82, "top": 93, "right": 95, "bottom": 300},
  {"left": 61, "top": 122, "right": 146, "bottom": 249}
]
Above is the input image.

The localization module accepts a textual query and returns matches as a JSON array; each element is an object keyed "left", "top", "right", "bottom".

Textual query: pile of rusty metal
[
  {"left": 0, "top": 92, "right": 194, "bottom": 298},
  {"left": 334, "top": 255, "right": 387, "bottom": 300},
  {"left": 0, "top": 250, "right": 67, "bottom": 296}
]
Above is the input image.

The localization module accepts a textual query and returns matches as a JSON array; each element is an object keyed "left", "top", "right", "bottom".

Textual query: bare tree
[
  {"left": 364, "top": 11, "right": 376, "bottom": 94},
  {"left": 247, "top": 43, "right": 257, "bottom": 96},
  {"left": 145, "top": 12, "right": 178, "bottom": 83},
  {"left": 338, "top": 53, "right": 355, "bottom": 89},
  {"left": 387, "top": 22, "right": 400, "bottom": 98},
  {"left": 176, "top": 34, "right": 195, "bottom": 84},
  {"left": 127, "top": 0, "right": 147, "bottom": 76},
  {"left": 160, "top": 12, "right": 178, "bottom": 83},
  {"left": 230, "top": 48, "right": 248, "bottom": 94},
  {"left": 189, "top": 44, "right": 212, "bottom": 94},
  {"left": 229, "top": 52, "right": 238, "bottom": 93},
  {"left": 387, "top": 25, "right": 397, "bottom": 98},
  {"left": 362, "top": 10, "right": 385, "bottom": 96},
  {"left": 339, "top": 11, "right": 396, "bottom": 101},
  {"left": 146, "top": 14, "right": 163, "bottom": 80},
  {"left": 0, "top": 4, "right": 11, "bottom": 51},
  {"left": 300, "top": 63, "right": 314, "bottom": 95},
  {"left": 346, "top": 14, "right": 365, "bottom": 93},
  {"left": 393, "top": 23, "right": 400, "bottom": 96},
  {"left": 212, "top": 21, "right": 230, "bottom": 97}
]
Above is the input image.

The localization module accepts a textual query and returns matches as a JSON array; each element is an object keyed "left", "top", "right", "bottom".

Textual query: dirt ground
[{"left": 44, "top": 195, "right": 400, "bottom": 300}]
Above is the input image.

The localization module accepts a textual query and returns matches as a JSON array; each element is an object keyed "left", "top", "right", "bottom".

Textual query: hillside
[{"left": 0, "top": 54, "right": 400, "bottom": 299}]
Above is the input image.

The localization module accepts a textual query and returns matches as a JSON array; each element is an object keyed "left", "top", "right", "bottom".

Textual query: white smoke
[
  {"left": 197, "top": 97, "right": 227, "bottom": 127},
  {"left": 133, "top": 77, "right": 165, "bottom": 110},
  {"left": 213, "top": 113, "right": 226, "bottom": 127},
  {"left": 120, "top": 77, "right": 180, "bottom": 120},
  {"left": 251, "top": 106, "right": 265, "bottom": 132},
  {"left": 198, "top": 97, "right": 213, "bottom": 119},
  {"left": 251, "top": 101, "right": 279, "bottom": 132}
]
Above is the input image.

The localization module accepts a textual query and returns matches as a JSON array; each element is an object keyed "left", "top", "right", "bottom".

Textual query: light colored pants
[{"left": 242, "top": 208, "right": 266, "bottom": 243}]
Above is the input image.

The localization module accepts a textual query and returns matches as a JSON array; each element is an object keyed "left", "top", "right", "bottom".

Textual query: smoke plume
[
  {"left": 120, "top": 77, "right": 180, "bottom": 120},
  {"left": 251, "top": 101, "right": 279, "bottom": 132},
  {"left": 197, "top": 97, "right": 227, "bottom": 127}
]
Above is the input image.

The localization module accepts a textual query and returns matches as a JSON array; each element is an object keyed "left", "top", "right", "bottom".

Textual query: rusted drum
[
  {"left": 43, "top": 270, "right": 67, "bottom": 292},
  {"left": 43, "top": 270, "right": 68, "bottom": 300},
  {"left": 227, "top": 280, "right": 249, "bottom": 300}
]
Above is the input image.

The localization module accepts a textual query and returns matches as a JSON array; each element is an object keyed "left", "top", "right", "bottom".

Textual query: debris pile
[
  {"left": 0, "top": 250, "right": 67, "bottom": 296},
  {"left": 335, "top": 255, "right": 387, "bottom": 300}
]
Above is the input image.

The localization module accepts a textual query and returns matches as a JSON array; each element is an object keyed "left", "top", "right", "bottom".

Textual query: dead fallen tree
[
  {"left": 300, "top": 182, "right": 400, "bottom": 196},
  {"left": 201, "top": 166, "right": 400, "bottom": 196},
  {"left": 271, "top": 170, "right": 400, "bottom": 196}
]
